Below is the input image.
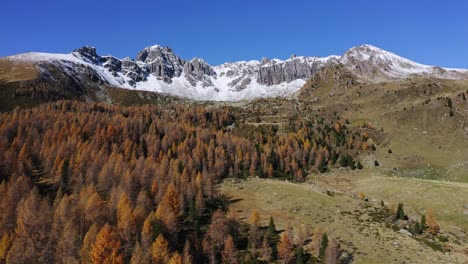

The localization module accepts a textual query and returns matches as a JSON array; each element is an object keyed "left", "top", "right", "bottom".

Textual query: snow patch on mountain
[{"left": 5, "top": 44, "right": 468, "bottom": 101}]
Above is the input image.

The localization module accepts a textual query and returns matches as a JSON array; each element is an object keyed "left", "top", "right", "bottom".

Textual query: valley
[{"left": 0, "top": 44, "right": 467, "bottom": 263}]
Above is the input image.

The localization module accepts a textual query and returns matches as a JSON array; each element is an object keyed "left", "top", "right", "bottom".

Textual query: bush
[{"left": 357, "top": 161, "right": 363, "bottom": 170}]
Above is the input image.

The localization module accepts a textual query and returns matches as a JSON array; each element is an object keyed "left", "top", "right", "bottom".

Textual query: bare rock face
[
  {"left": 73, "top": 46, "right": 99, "bottom": 63},
  {"left": 121, "top": 58, "right": 146, "bottom": 83},
  {"left": 184, "top": 58, "right": 216, "bottom": 87},
  {"left": 136, "top": 45, "right": 184, "bottom": 81},
  {"left": 102, "top": 56, "right": 122, "bottom": 73},
  {"left": 258, "top": 56, "right": 337, "bottom": 85},
  {"left": 184, "top": 58, "right": 216, "bottom": 77}
]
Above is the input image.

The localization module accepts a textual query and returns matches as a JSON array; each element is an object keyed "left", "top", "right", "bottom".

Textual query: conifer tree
[
  {"left": 426, "top": 209, "right": 440, "bottom": 235},
  {"left": 152, "top": 234, "right": 171, "bottom": 264},
  {"left": 396, "top": 203, "right": 406, "bottom": 220},
  {"left": 259, "top": 235, "right": 273, "bottom": 262},
  {"left": 90, "top": 224, "right": 124, "bottom": 264},
  {"left": 222, "top": 235, "right": 238, "bottom": 264},
  {"left": 169, "top": 252, "right": 183, "bottom": 264},
  {"left": 295, "top": 246, "right": 304, "bottom": 264},
  {"left": 319, "top": 233, "right": 328, "bottom": 261},
  {"left": 420, "top": 214, "right": 426, "bottom": 231},
  {"left": 278, "top": 232, "right": 294, "bottom": 264}
]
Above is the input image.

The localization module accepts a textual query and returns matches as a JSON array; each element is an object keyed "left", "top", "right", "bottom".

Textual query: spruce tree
[
  {"left": 396, "top": 203, "right": 406, "bottom": 220},
  {"left": 295, "top": 246, "right": 304, "bottom": 264},
  {"left": 319, "top": 233, "right": 328, "bottom": 261},
  {"left": 420, "top": 215, "right": 426, "bottom": 231},
  {"left": 339, "top": 155, "right": 348, "bottom": 167},
  {"left": 267, "top": 217, "right": 279, "bottom": 258}
]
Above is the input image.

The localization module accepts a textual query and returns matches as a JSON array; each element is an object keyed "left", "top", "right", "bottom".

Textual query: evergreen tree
[
  {"left": 267, "top": 216, "right": 279, "bottom": 258},
  {"left": 319, "top": 233, "right": 328, "bottom": 261},
  {"left": 420, "top": 215, "right": 426, "bottom": 231},
  {"left": 60, "top": 159, "right": 70, "bottom": 190},
  {"left": 411, "top": 222, "right": 421, "bottom": 235},
  {"left": 295, "top": 246, "right": 304, "bottom": 264},
  {"left": 396, "top": 203, "right": 406, "bottom": 220},
  {"left": 339, "top": 155, "right": 348, "bottom": 167}
]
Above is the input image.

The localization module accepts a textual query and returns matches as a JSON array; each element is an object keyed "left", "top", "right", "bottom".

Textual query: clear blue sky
[{"left": 2, "top": 0, "right": 467, "bottom": 67}]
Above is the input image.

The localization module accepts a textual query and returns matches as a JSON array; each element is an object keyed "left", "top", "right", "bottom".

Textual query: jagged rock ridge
[{"left": 3, "top": 44, "right": 468, "bottom": 101}]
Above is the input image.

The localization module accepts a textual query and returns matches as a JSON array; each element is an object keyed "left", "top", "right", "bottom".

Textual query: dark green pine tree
[
  {"left": 396, "top": 203, "right": 406, "bottom": 220},
  {"left": 295, "top": 246, "right": 304, "bottom": 264},
  {"left": 339, "top": 155, "right": 348, "bottom": 167},
  {"left": 319, "top": 233, "right": 328, "bottom": 261},
  {"left": 318, "top": 159, "right": 328, "bottom": 173},
  {"left": 420, "top": 215, "right": 426, "bottom": 231},
  {"left": 330, "top": 150, "right": 338, "bottom": 165},
  {"left": 141, "top": 138, "right": 148, "bottom": 158},
  {"left": 267, "top": 216, "right": 279, "bottom": 259},
  {"left": 412, "top": 221, "right": 421, "bottom": 235},
  {"left": 188, "top": 195, "right": 198, "bottom": 221}
]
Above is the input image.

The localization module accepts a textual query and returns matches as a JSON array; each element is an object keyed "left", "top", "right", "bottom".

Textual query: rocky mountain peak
[
  {"left": 135, "top": 45, "right": 185, "bottom": 81},
  {"left": 135, "top": 45, "right": 179, "bottom": 63},
  {"left": 73, "top": 46, "right": 99, "bottom": 62}
]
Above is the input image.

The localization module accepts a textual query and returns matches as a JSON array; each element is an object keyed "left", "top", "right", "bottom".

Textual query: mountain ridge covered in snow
[{"left": 4, "top": 44, "right": 468, "bottom": 101}]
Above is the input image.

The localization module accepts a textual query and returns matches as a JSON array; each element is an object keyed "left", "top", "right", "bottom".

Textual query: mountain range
[{"left": 2, "top": 44, "right": 468, "bottom": 101}]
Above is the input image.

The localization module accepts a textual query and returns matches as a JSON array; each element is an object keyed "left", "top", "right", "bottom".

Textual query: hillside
[{"left": 0, "top": 44, "right": 467, "bottom": 263}]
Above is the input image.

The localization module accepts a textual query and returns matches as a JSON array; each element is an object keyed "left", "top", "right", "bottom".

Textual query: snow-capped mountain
[
  {"left": 4, "top": 44, "right": 468, "bottom": 101},
  {"left": 340, "top": 45, "right": 468, "bottom": 81}
]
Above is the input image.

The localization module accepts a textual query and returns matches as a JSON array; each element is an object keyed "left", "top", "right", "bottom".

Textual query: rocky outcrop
[
  {"left": 102, "top": 56, "right": 122, "bottom": 73},
  {"left": 184, "top": 58, "right": 216, "bottom": 77},
  {"left": 73, "top": 47, "right": 99, "bottom": 63},
  {"left": 121, "top": 58, "right": 146, "bottom": 83},
  {"left": 229, "top": 77, "right": 252, "bottom": 91},
  {"left": 136, "top": 45, "right": 184, "bottom": 81},
  {"left": 258, "top": 56, "right": 337, "bottom": 85},
  {"left": 183, "top": 58, "right": 216, "bottom": 87}
]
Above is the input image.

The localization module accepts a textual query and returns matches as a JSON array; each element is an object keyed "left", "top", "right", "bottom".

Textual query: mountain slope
[{"left": 1, "top": 44, "right": 467, "bottom": 101}]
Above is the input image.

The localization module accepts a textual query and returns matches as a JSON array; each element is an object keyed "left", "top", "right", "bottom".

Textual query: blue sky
[{"left": 1, "top": 0, "right": 467, "bottom": 67}]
